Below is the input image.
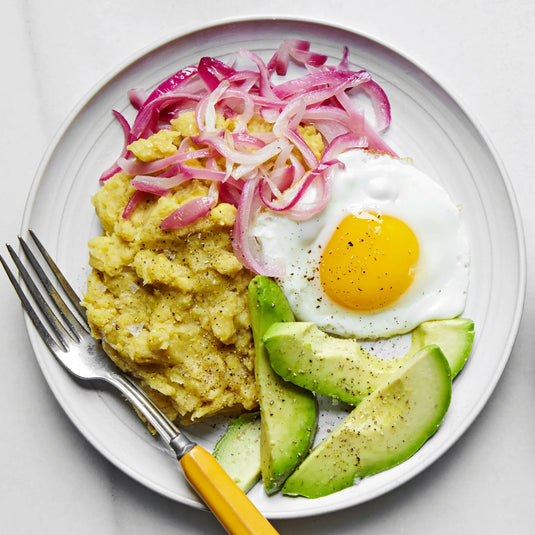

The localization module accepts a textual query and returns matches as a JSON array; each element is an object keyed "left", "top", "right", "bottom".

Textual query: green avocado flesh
[
  {"left": 282, "top": 345, "right": 452, "bottom": 498},
  {"left": 213, "top": 412, "right": 262, "bottom": 493},
  {"left": 405, "top": 318, "right": 474, "bottom": 378},
  {"left": 263, "top": 318, "right": 474, "bottom": 404},
  {"left": 248, "top": 276, "right": 318, "bottom": 494}
]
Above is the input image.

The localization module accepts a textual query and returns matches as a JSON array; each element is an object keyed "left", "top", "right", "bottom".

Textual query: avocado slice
[
  {"left": 265, "top": 321, "right": 400, "bottom": 405},
  {"left": 248, "top": 276, "right": 318, "bottom": 494},
  {"left": 404, "top": 318, "right": 474, "bottom": 378},
  {"left": 213, "top": 412, "right": 261, "bottom": 493},
  {"left": 282, "top": 345, "right": 452, "bottom": 498},
  {"left": 263, "top": 318, "right": 473, "bottom": 405}
]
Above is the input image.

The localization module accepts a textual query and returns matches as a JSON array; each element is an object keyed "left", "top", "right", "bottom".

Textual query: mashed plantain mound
[{"left": 82, "top": 173, "right": 257, "bottom": 424}]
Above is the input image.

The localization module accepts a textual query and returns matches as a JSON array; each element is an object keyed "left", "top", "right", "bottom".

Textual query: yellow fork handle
[{"left": 180, "top": 445, "right": 279, "bottom": 535}]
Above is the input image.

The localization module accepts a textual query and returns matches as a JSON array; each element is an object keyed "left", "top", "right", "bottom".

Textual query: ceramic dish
[{"left": 21, "top": 17, "right": 525, "bottom": 519}]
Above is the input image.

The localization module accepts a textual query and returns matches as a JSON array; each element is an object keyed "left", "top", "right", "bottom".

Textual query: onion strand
[{"left": 102, "top": 41, "right": 395, "bottom": 275}]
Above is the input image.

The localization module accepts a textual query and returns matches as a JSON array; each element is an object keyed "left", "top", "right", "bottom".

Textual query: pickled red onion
[
  {"left": 99, "top": 110, "right": 132, "bottom": 182},
  {"left": 160, "top": 196, "right": 215, "bottom": 229},
  {"left": 102, "top": 40, "right": 395, "bottom": 275}
]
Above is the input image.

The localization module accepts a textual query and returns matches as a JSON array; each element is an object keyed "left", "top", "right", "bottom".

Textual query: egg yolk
[{"left": 319, "top": 213, "right": 419, "bottom": 311}]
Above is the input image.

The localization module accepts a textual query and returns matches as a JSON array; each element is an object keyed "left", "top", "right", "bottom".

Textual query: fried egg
[{"left": 251, "top": 149, "right": 470, "bottom": 339}]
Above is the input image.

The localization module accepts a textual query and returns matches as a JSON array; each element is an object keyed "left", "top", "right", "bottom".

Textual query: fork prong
[
  {"left": 28, "top": 230, "right": 89, "bottom": 322},
  {"left": 0, "top": 252, "right": 66, "bottom": 353},
  {"left": 19, "top": 235, "right": 89, "bottom": 337},
  {"left": 6, "top": 244, "right": 75, "bottom": 348}
]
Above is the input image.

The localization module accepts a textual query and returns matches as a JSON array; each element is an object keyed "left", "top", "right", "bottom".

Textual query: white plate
[{"left": 21, "top": 17, "right": 525, "bottom": 519}]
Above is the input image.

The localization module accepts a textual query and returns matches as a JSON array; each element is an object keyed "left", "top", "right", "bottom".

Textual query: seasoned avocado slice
[
  {"left": 213, "top": 412, "right": 261, "bottom": 493},
  {"left": 404, "top": 318, "right": 474, "bottom": 377},
  {"left": 265, "top": 321, "right": 401, "bottom": 405},
  {"left": 282, "top": 345, "right": 452, "bottom": 498},
  {"left": 263, "top": 318, "right": 473, "bottom": 404},
  {"left": 248, "top": 276, "right": 318, "bottom": 494}
]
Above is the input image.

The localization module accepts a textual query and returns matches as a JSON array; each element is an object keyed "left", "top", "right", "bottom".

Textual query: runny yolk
[{"left": 319, "top": 213, "right": 419, "bottom": 312}]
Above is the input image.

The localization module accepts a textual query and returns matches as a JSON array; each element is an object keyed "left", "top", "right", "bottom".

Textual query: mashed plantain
[
  {"left": 83, "top": 109, "right": 324, "bottom": 425},
  {"left": 82, "top": 173, "right": 257, "bottom": 424}
]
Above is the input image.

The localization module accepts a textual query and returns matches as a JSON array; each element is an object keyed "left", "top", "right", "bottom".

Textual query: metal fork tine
[
  {"left": 19, "top": 235, "right": 89, "bottom": 336},
  {"left": 28, "top": 230, "right": 89, "bottom": 323},
  {"left": 0, "top": 253, "right": 67, "bottom": 353},
  {"left": 6, "top": 244, "right": 74, "bottom": 347}
]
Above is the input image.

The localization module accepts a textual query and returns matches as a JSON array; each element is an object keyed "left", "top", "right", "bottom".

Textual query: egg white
[{"left": 251, "top": 149, "right": 470, "bottom": 339}]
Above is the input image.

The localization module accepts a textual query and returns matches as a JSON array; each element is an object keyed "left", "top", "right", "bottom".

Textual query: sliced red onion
[
  {"left": 273, "top": 98, "right": 305, "bottom": 137},
  {"left": 143, "top": 65, "right": 199, "bottom": 107},
  {"left": 231, "top": 132, "right": 266, "bottom": 149},
  {"left": 335, "top": 88, "right": 366, "bottom": 135},
  {"left": 338, "top": 46, "right": 350, "bottom": 70},
  {"left": 285, "top": 128, "right": 318, "bottom": 169},
  {"left": 258, "top": 159, "right": 337, "bottom": 216},
  {"left": 268, "top": 39, "right": 327, "bottom": 75},
  {"left": 262, "top": 164, "right": 296, "bottom": 197},
  {"left": 219, "top": 182, "right": 242, "bottom": 206},
  {"left": 232, "top": 177, "right": 284, "bottom": 277},
  {"left": 207, "top": 181, "right": 220, "bottom": 205},
  {"left": 178, "top": 163, "right": 227, "bottom": 182},
  {"left": 267, "top": 41, "right": 290, "bottom": 75},
  {"left": 122, "top": 190, "right": 147, "bottom": 219},
  {"left": 281, "top": 162, "right": 339, "bottom": 221},
  {"left": 289, "top": 153, "right": 305, "bottom": 178},
  {"left": 238, "top": 48, "right": 278, "bottom": 101},
  {"left": 259, "top": 166, "right": 303, "bottom": 211},
  {"left": 99, "top": 110, "right": 133, "bottom": 182},
  {"left": 290, "top": 70, "right": 371, "bottom": 109},
  {"left": 131, "top": 174, "right": 191, "bottom": 195},
  {"left": 160, "top": 196, "right": 215, "bottom": 229},
  {"left": 198, "top": 57, "right": 236, "bottom": 91},
  {"left": 118, "top": 147, "right": 215, "bottom": 175},
  {"left": 321, "top": 132, "right": 367, "bottom": 162},
  {"left": 128, "top": 88, "right": 148, "bottom": 110},
  {"left": 271, "top": 99, "right": 319, "bottom": 169},
  {"left": 360, "top": 79, "right": 392, "bottom": 133},
  {"left": 131, "top": 176, "right": 171, "bottom": 196},
  {"left": 105, "top": 41, "right": 397, "bottom": 274},
  {"left": 131, "top": 91, "right": 203, "bottom": 140},
  {"left": 199, "top": 79, "right": 231, "bottom": 132},
  {"left": 158, "top": 164, "right": 181, "bottom": 178},
  {"left": 289, "top": 48, "right": 328, "bottom": 69},
  {"left": 273, "top": 143, "right": 294, "bottom": 171},
  {"left": 230, "top": 137, "right": 292, "bottom": 179},
  {"left": 288, "top": 39, "right": 311, "bottom": 52},
  {"left": 226, "top": 70, "right": 260, "bottom": 91},
  {"left": 195, "top": 132, "right": 290, "bottom": 167},
  {"left": 272, "top": 69, "right": 359, "bottom": 100},
  {"left": 302, "top": 105, "right": 396, "bottom": 156},
  {"left": 230, "top": 93, "right": 256, "bottom": 132},
  {"left": 309, "top": 119, "right": 350, "bottom": 144}
]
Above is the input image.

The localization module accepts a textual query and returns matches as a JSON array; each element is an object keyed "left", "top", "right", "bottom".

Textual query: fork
[{"left": 1, "top": 231, "right": 278, "bottom": 535}]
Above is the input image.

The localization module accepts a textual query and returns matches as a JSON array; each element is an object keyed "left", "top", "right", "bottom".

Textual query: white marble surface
[{"left": 1, "top": 1, "right": 534, "bottom": 533}]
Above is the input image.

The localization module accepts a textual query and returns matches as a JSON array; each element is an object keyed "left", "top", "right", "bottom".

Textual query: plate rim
[{"left": 19, "top": 15, "right": 527, "bottom": 519}]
